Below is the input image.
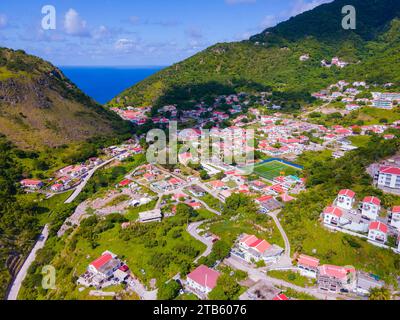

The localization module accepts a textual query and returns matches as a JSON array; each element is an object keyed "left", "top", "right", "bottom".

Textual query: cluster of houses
[
  {"left": 312, "top": 80, "right": 400, "bottom": 110},
  {"left": 321, "top": 57, "right": 349, "bottom": 68},
  {"left": 322, "top": 189, "right": 400, "bottom": 252},
  {"left": 297, "top": 254, "right": 384, "bottom": 295},
  {"left": 20, "top": 140, "right": 144, "bottom": 194}
]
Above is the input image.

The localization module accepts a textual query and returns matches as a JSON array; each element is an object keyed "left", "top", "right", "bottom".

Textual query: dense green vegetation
[
  {"left": 110, "top": 0, "right": 400, "bottom": 111},
  {"left": 0, "top": 136, "right": 41, "bottom": 299}
]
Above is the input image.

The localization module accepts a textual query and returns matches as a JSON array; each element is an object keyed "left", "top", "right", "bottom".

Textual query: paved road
[
  {"left": 65, "top": 157, "right": 117, "bottom": 204},
  {"left": 266, "top": 210, "right": 291, "bottom": 260},
  {"left": 187, "top": 221, "right": 214, "bottom": 263},
  {"left": 225, "top": 257, "right": 340, "bottom": 301},
  {"left": 7, "top": 225, "right": 49, "bottom": 300},
  {"left": 128, "top": 278, "right": 158, "bottom": 300}
]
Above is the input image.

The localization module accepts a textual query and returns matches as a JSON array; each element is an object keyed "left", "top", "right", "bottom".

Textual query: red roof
[
  {"left": 380, "top": 166, "right": 400, "bottom": 175},
  {"left": 392, "top": 206, "right": 400, "bottom": 214},
  {"left": 187, "top": 265, "right": 220, "bottom": 290},
  {"left": 273, "top": 294, "right": 289, "bottom": 301},
  {"left": 21, "top": 179, "right": 42, "bottom": 186},
  {"left": 241, "top": 234, "right": 271, "bottom": 254},
  {"left": 119, "top": 179, "right": 133, "bottom": 187},
  {"left": 324, "top": 206, "right": 343, "bottom": 218},
  {"left": 90, "top": 253, "right": 113, "bottom": 270},
  {"left": 209, "top": 180, "right": 225, "bottom": 188},
  {"left": 298, "top": 254, "right": 320, "bottom": 268},
  {"left": 369, "top": 221, "right": 388, "bottom": 233},
  {"left": 363, "top": 196, "right": 381, "bottom": 206},
  {"left": 256, "top": 195, "right": 273, "bottom": 203},
  {"left": 338, "top": 189, "right": 355, "bottom": 198},
  {"left": 318, "top": 265, "right": 355, "bottom": 280},
  {"left": 281, "top": 193, "right": 295, "bottom": 203}
]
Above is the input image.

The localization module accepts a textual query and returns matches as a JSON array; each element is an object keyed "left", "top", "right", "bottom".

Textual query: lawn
[
  {"left": 38, "top": 218, "right": 206, "bottom": 300},
  {"left": 349, "top": 135, "right": 372, "bottom": 148},
  {"left": 207, "top": 213, "right": 284, "bottom": 248},
  {"left": 268, "top": 270, "right": 316, "bottom": 288},
  {"left": 252, "top": 160, "right": 301, "bottom": 181}
]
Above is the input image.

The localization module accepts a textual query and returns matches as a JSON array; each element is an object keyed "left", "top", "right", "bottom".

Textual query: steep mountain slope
[
  {"left": 109, "top": 0, "right": 400, "bottom": 108},
  {"left": 0, "top": 48, "right": 132, "bottom": 150}
]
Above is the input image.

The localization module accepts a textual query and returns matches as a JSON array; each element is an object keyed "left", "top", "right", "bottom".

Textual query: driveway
[{"left": 187, "top": 221, "right": 214, "bottom": 263}]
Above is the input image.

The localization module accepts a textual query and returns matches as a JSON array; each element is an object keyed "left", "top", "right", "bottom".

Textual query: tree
[
  {"left": 157, "top": 281, "right": 181, "bottom": 300},
  {"left": 369, "top": 287, "right": 391, "bottom": 300},
  {"left": 209, "top": 274, "right": 240, "bottom": 300}
]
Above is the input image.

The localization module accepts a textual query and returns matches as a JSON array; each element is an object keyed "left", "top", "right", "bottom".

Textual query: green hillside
[
  {"left": 109, "top": 0, "right": 400, "bottom": 109},
  {"left": 0, "top": 48, "right": 132, "bottom": 150}
]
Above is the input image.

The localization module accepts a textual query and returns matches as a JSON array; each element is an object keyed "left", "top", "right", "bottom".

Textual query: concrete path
[
  {"left": 7, "top": 225, "right": 49, "bottom": 300},
  {"left": 187, "top": 221, "right": 214, "bottom": 263},
  {"left": 266, "top": 210, "right": 291, "bottom": 260}
]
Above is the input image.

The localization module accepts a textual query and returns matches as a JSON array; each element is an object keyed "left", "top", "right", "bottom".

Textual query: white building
[
  {"left": 368, "top": 222, "right": 388, "bottom": 244},
  {"left": 377, "top": 166, "right": 400, "bottom": 191},
  {"left": 336, "top": 189, "right": 356, "bottom": 210},
  {"left": 323, "top": 206, "right": 343, "bottom": 226},
  {"left": 186, "top": 265, "right": 220, "bottom": 296},
  {"left": 361, "top": 196, "right": 381, "bottom": 220},
  {"left": 390, "top": 206, "right": 400, "bottom": 231}
]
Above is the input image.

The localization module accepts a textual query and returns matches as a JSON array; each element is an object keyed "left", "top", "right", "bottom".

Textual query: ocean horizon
[{"left": 60, "top": 66, "right": 165, "bottom": 105}]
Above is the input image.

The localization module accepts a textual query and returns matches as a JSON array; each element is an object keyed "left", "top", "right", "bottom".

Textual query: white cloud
[
  {"left": 260, "top": 15, "right": 280, "bottom": 29},
  {"left": 225, "top": 0, "right": 256, "bottom": 4},
  {"left": 64, "top": 9, "right": 89, "bottom": 36},
  {"left": 288, "top": 0, "right": 333, "bottom": 17},
  {"left": 92, "top": 25, "right": 111, "bottom": 40},
  {"left": 0, "top": 14, "right": 8, "bottom": 29},
  {"left": 114, "top": 38, "right": 142, "bottom": 52}
]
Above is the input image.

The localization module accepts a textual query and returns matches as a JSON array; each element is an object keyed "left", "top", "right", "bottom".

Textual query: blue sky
[{"left": 0, "top": 0, "right": 332, "bottom": 66}]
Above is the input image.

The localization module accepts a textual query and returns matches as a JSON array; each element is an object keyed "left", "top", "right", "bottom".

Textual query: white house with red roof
[
  {"left": 236, "top": 234, "right": 283, "bottom": 263},
  {"left": 20, "top": 179, "right": 44, "bottom": 190},
  {"left": 336, "top": 189, "right": 356, "bottom": 210},
  {"left": 88, "top": 251, "right": 122, "bottom": 278},
  {"left": 377, "top": 166, "right": 400, "bottom": 191},
  {"left": 297, "top": 254, "right": 320, "bottom": 278},
  {"left": 368, "top": 222, "right": 388, "bottom": 244},
  {"left": 317, "top": 264, "right": 356, "bottom": 293},
  {"left": 186, "top": 265, "right": 220, "bottom": 296},
  {"left": 390, "top": 206, "right": 400, "bottom": 231},
  {"left": 51, "top": 183, "right": 64, "bottom": 192},
  {"left": 323, "top": 206, "right": 343, "bottom": 226},
  {"left": 360, "top": 196, "right": 381, "bottom": 220}
]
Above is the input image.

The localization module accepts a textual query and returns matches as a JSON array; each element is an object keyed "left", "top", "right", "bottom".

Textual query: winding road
[
  {"left": 187, "top": 221, "right": 215, "bottom": 263},
  {"left": 7, "top": 225, "right": 49, "bottom": 300}
]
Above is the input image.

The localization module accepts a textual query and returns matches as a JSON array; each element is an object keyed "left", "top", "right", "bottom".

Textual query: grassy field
[
  {"left": 349, "top": 135, "right": 372, "bottom": 148},
  {"left": 268, "top": 270, "right": 316, "bottom": 288},
  {"left": 252, "top": 160, "right": 301, "bottom": 181}
]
